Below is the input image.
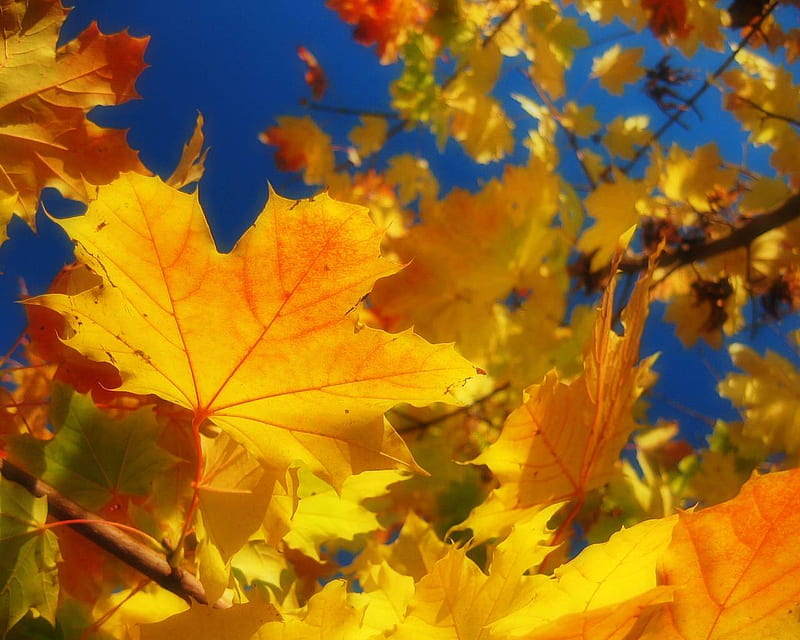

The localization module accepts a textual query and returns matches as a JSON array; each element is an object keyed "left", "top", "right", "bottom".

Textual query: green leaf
[
  {"left": 9, "top": 390, "right": 178, "bottom": 511},
  {"left": 0, "top": 476, "right": 59, "bottom": 636}
]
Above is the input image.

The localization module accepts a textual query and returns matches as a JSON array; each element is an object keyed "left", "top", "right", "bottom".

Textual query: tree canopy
[{"left": 2, "top": 0, "right": 800, "bottom": 638}]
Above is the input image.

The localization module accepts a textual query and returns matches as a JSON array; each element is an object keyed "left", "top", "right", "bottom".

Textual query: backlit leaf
[{"left": 30, "top": 173, "right": 476, "bottom": 488}]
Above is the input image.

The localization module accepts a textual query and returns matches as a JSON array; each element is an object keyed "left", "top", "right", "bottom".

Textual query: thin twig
[
  {"left": 305, "top": 102, "right": 400, "bottom": 120},
  {"left": 395, "top": 381, "right": 511, "bottom": 434}
]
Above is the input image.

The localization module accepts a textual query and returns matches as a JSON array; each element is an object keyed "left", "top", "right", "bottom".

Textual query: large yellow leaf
[
  {"left": 491, "top": 516, "right": 676, "bottom": 640},
  {"left": 30, "top": 173, "right": 476, "bottom": 487},
  {"left": 471, "top": 266, "right": 655, "bottom": 509},
  {"left": 0, "top": 0, "right": 147, "bottom": 240},
  {"left": 639, "top": 469, "right": 800, "bottom": 638}
]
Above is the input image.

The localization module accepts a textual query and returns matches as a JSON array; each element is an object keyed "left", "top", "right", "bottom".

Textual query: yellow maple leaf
[
  {"left": 603, "top": 115, "right": 650, "bottom": 160},
  {"left": 449, "top": 94, "right": 514, "bottom": 164},
  {"left": 719, "top": 344, "right": 800, "bottom": 455},
  {"left": 371, "top": 157, "right": 559, "bottom": 365},
  {"left": 0, "top": 0, "right": 147, "bottom": 241},
  {"left": 577, "top": 170, "right": 651, "bottom": 270},
  {"left": 282, "top": 467, "right": 405, "bottom": 561},
  {"left": 470, "top": 266, "right": 655, "bottom": 511},
  {"left": 353, "top": 511, "right": 448, "bottom": 584},
  {"left": 140, "top": 599, "right": 280, "bottom": 640},
  {"left": 385, "top": 154, "right": 439, "bottom": 205},
  {"left": 661, "top": 143, "right": 737, "bottom": 212},
  {"left": 723, "top": 50, "right": 800, "bottom": 187},
  {"left": 739, "top": 176, "right": 792, "bottom": 215},
  {"left": 349, "top": 116, "right": 389, "bottom": 159},
  {"left": 29, "top": 173, "right": 476, "bottom": 488},
  {"left": 590, "top": 45, "right": 646, "bottom": 95},
  {"left": 391, "top": 506, "right": 559, "bottom": 640},
  {"left": 264, "top": 580, "right": 376, "bottom": 640}
]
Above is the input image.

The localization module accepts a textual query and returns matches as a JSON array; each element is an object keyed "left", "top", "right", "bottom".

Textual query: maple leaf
[
  {"left": 140, "top": 600, "right": 280, "bottom": 640},
  {"left": 166, "top": 112, "right": 208, "bottom": 190},
  {"left": 7, "top": 388, "right": 177, "bottom": 512},
  {"left": 719, "top": 344, "right": 800, "bottom": 455},
  {"left": 370, "top": 157, "right": 560, "bottom": 365},
  {"left": 660, "top": 143, "right": 737, "bottom": 213},
  {"left": 591, "top": 45, "right": 646, "bottom": 95},
  {"left": 639, "top": 469, "right": 800, "bottom": 638},
  {"left": 603, "top": 115, "right": 651, "bottom": 160},
  {"left": 391, "top": 506, "right": 560, "bottom": 640},
  {"left": 0, "top": 0, "right": 147, "bottom": 241},
  {"left": 349, "top": 117, "right": 389, "bottom": 159},
  {"left": 29, "top": 173, "right": 476, "bottom": 488},
  {"left": 259, "top": 116, "right": 335, "bottom": 185},
  {"left": 469, "top": 264, "right": 655, "bottom": 513},
  {"left": 577, "top": 171, "right": 651, "bottom": 271},
  {"left": 491, "top": 516, "right": 676, "bottom": 639},
  {"left": 0, "top": 475, "right": 60, "bottom": 635}
]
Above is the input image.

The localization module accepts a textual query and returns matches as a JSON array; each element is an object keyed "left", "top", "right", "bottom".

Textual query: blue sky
[{"left": 2, "top": 1, "right": 798, "bottom": 446}]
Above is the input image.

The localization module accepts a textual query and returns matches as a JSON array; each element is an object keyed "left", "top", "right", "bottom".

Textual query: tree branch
[
  {"left": 616, "top": 191, "right": 800, "bottom": 275},
  {"left": 0, "top": 458, "right": 211, "bottom": 606}
]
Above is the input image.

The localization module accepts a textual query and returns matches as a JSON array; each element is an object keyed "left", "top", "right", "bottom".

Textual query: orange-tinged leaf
[
  {"left": 471, "top": 266, "right": 655, "bottom": 509},
  {"left": 639, "top": 469, "right": 800, "bottom": 638},
  {"left": 642, "top": 0, "right": 691, "bottom": 38},
  {"left": 259, "top": 116, "right": 335, "bottom": 185},
  {"left": 349, "top": 116, "right": 389, "bottom": 159},
  {"left": 25, "top": 264, "right": 123, "bottom": 397},
  {"left": 0, "top": 0, "right": 147, "bottom": 240},
  {"left": 30, "top": 173, "right": 476, "bottom": 487}
]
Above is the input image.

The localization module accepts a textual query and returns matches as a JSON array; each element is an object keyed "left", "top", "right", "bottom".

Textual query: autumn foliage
[{"left": 2, "top": 0, "right": 800, "bottom": 638}]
